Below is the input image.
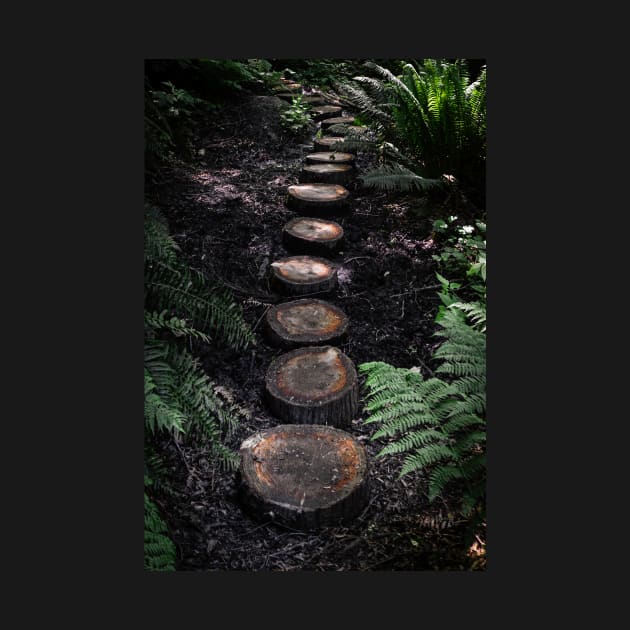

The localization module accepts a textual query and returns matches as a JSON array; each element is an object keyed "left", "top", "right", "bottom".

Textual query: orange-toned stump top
[
  {"left": 305, "top": 151, "right": 355, "bottom": 165},
  {"left": 265, "top": 346, "right": 358, "bottom": 427},
  {"left": 270, "top": 255, "right": 338, "bottom": 295},
  {"left": 239, "top": 424, "right": 369, "bottom": 529},
  {"left": 286, "top": 184, "right": 350, "bottom": 215}
]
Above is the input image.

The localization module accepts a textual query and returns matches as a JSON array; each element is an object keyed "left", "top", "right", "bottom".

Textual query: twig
[
  {"left": 417, "top": 358, "right": 435, "bottom": 377},
  {"left": 252, "top": 305, "right": 271, "bottom": 332}
]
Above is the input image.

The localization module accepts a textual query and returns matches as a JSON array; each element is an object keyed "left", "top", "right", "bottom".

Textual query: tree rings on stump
[
  {"left": 282, "top": 217, "right": 344, "bottom": 255},
  {"left": 321, "top": 116, "right": 355, "bottom": 130},
  {"left": 311, "top": 105, "right": 342, "bottom": 121},
  {"left": 287, "top": 183, "right": 350, "bottom": 216},
  {"left": 265, "top": 298, "right": 349, "bottom": 348},
  {"left": 300, "top": 163, "right": 354, "bottom": 186},
  {"left": 305, "top": 151, "right": 355, "bottom": 166},
  {"left": 270, "top": 255, "right": 338, "bottom": 296},
  {"left": 265, "top": 346, "right": 358, "bottom": 428},
  {"left": 313, "top": 136, "right": 354, "bottom": 153},
  {"left": 239, "top": 424, "right": 369, "bottom": 529}
]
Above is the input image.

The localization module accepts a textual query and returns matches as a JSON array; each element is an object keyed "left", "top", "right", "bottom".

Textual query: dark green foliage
[
  {"left": 335, "top": 60, "right": 486, "bottom": 205},
  {"left": 144, "top": 206, "right": 254, "bottom": 568},
  {"left": 144, "top": 206, "right": 255, "bottom": 350},
  {"left": 432, "top": 217, "right": 486, "bottom": 303},
  {"left": 360, "top": 258, "right": 486, "bottom": 533},
  {"left": 279, "top": 95, "right": 313, "bottom": 135},
  {"left": 144, "top": 479, "right": 177, "bottom": 571},
  {"left": 145, "top": 58, "right": 275, "bottom": 170},
  {"left": 144, "top": 75, "right": 211, "bottom": 170}
]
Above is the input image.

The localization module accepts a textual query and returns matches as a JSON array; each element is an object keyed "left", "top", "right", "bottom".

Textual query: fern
[
  {"left": 144, "top": 481, "right": 177, "bottom": 571},
  {"left": 359, "top": 270, "right": 486, "bottom": 526},
  {"left": 360, "top": 163, "right": 444, "bottom": 192},
  {"left": 337, "top": 60, "right": 486, "bottom": 202},
  {"left": 143, "top": 205, "right": 254, "bottom": 568},
  {"left": 145, "top": 206, "right": 255, "bottom": 350}
]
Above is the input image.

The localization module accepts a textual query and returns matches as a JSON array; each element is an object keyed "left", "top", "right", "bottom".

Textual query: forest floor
[{"left": 145, "top": 92, "right": 486, "bottom": 571}]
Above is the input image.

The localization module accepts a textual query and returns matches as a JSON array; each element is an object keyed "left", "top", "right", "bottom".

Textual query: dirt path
[{"left": 145, "top": 91, "right": 481, "bottom": 570}]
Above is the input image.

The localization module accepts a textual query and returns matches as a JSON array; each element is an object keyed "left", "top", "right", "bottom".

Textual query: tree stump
[
  {"left": 313, "top": 136, "right": 355, "bottom": 153},
  {"left": 286, "top": 183, "right": 350, "bottom": 216},
  {"left": 300, "top": 163, "right": 354, "bottom": 186},
  {"left": 265, "top": 346, "right": 359, "bottom": 428},
  {"left": 270, "top": 255, "right": 338, "bottom": 295},
  {"left": 325, "top": 125, "right": 369, "bottom": 138},
  {"left": 271, "top": 81, "right": 302, "bottom": 92},
  {"left": 305, "top": 151, "right": 355, "bottom": 166},
  {"left": 283, "top": 217, "right": 344, "bottom": 255},
  {"left": 321, "top": 116, "right": 355, "bottom": 130},
  {"left": 310, "top": 105, "right": 342, "bottom": 121},
  {"left": 265, "top": 298, "right": 349, "bottom": 348},
  {"left": 239, "top": 424, "right": 369, "bottom": 529}
]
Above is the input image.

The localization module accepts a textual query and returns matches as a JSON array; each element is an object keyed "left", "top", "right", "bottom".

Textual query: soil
[{"left": 145, "top": 93, "right": 486, "bottom": 571}]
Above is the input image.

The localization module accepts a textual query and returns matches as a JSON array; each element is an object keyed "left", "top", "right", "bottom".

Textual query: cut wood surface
[
  {"left": 310, "top": 105, "right": 342, "bottom": 121},
  {"left": 270, "top": 255, "right": 338, "bottom": 295},
  {"left": 287, "top": 183, "right": 350, "bottom": 215},
  {"left": 305, "top": 151, "right": 355, "bottom": 165},
  {"left": 239, "top": 424, "right": 369, "bottom": 529},
  {"left": 321, "top": 116, "right": 355, "bottom": 130},
  {"left": 282, "top": 216, "right": 344, "bottom": 255},
  {"left": 265, "top": 346, "right": 358, "bottom": 427},
  {"left": 326, "top": 124, "right": 369, "bottom": 138},
  {"left": 265, "top": 298, "right": 348, "bottom": 348},
  {"left": 313, "top": 136, "right": 354, "bottom": 153},
  {"left": 300, "top": 163, "right": 354, "bottom": 186}
]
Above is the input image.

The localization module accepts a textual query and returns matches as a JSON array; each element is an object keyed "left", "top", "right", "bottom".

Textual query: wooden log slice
[
  {"left": 310, "top": 105, "right": 342, "bottom": 121},
  {"left": 305, "top": 151, "right": 355, "bottom": 165},
  {"left": 285, "top": 82, "right": 302, "bottom": 92},
  {"left": 265, "top": 346, "right": 358, "bottom": 428},
  {"left": 313, "top": 136, "right": 354, "bottom": 153},
  {"left": 300, "top": 163, "right": 354, "bottom": 186},
  {"left": 265, "top": 298, "right": 349, "bottom": 348},
  {"left": 282, "top": 216, "right": 344, "bottom": 255},
  {"left": 321, "top": 116, "right": 355, "bottom": 130},
  {"left": 239, "top": 424, "right": 369, "bottom": 529},
  {"left": 286, "top": 183, "right": 350, "bottom": 215},
  {"left": 270, "top": 255, "right": 338, "bottom": 296},
  {"left": 326, "top": 124, "right": 369, "bottom": 138}
]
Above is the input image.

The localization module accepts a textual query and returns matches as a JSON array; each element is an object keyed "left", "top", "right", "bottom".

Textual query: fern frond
[
  {"left": 428, "top": 465, "right": 463, "bottom": 501},
  {"left": 442, "top": 413, "right": 485, "bottom": 434},
  {"left": 378, "top": 429, "right": 445, "bottom": 456},
  {"left": 450, "top": 301, "right": 486, "bottom": 332},
  {"left": 144, "top": 490, "right": 176, "bottom": 571},
  {"left": 360, "top": 164, "right": 444, "bottom": 192},
  {"left": 145, "top": 310, "right": 210, "bottom": 343},
  {"left": 399, "top": 444, "right": 456, "bottom": 476}
]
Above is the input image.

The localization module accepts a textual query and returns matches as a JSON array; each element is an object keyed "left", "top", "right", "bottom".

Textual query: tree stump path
[{"left": 239, "top": 78, "right": 371, "bottom": 529}]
